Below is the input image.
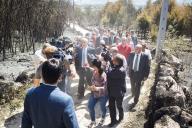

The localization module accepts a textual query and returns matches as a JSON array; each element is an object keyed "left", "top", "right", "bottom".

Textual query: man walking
[
  {"left": 127, "top": 44, "right": 150, "bottom": 109},
  {"left": 74, "top": 37, "right": 95, "bottom": 99},
  {"left": 22, "top": 58, "right": 79, "bottom": 128}
]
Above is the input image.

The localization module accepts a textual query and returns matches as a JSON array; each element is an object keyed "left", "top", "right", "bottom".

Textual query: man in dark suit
[
  {"left": 74, "top": 37, "right": 96, "bottom": 99},
  {"left": 127, "top": 44, "right": 150, "bottom": 108},
  {"left": 22, "top": 58, "right": 79, "bottom": 128},
  {"left": 96, "top": 29, "right": 109, "bottom": 48},
  {"left": 108, "top": 31, "right": 115, "bottom": 46}
]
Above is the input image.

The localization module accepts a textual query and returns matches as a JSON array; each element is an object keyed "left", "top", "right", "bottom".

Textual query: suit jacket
[
  {"left": 127, "top": 52, "right": 150, "bottom": 81},
  {"left": 22, "top": 83, "right": 79, "bottom": 128},
  {"left": 107, "top": 66, "right": 126, "bottom": 98},
  {"left": 74, "top": 46, "right": 96, "bottom": 71}
]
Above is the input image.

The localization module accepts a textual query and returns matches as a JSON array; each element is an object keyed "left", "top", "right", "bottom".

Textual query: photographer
[
  {"left": 107, "top": 54, "right": 126, "bottom": 127},
  {"left": 33, "top": 45, "right": 57, "bottom": 86},
  {"left": 52, "top": 39, "right": 75, "bottom": 94},
  {"left": 110, "top": 47, "right": 127, "bottom": 69},
  {"left": 34, "top": 40, "right": 75, "bottom": 94}
]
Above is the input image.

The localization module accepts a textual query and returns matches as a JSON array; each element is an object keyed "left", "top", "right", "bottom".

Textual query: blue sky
[{"left": 74, "top": 0, "right": 192, "bottom": 7}]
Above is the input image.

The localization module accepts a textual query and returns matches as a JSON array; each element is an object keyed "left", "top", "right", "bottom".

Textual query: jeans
[{"left": 88, "top": 94, "right": 108, "bottom": 121}]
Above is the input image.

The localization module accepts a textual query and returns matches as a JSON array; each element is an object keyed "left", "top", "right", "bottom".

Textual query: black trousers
[
  {"left": 109, "top": 96, "right": 124, "bottom": 122},
  {"left": 130, "top": 76, "right": 142, "bottom": 104},
  {"left": 77, "top": 67, "right": 92, "bottom": 97}
]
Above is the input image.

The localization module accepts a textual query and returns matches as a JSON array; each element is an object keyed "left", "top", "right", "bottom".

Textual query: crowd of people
[{"left": 21, "top": 28, "right": 152, "bottom": 128}]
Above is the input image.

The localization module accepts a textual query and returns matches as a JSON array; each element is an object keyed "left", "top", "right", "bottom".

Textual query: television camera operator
[
  {"left": 99, "top": 42, "right": 127, "bottom": 71},
  {"left": 34, "top": 38, "right": 75, "bottom": 94},
  {"left": 51, "top": 37, "right": 75, "bottom": 94}
]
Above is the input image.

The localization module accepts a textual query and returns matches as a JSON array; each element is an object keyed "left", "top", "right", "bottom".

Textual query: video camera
[
  {"left": 100, "top": 44, "right": 112, "bottom": 62},
  {"left": 51, "top": 37, "right": 74, "bottom": 64}
]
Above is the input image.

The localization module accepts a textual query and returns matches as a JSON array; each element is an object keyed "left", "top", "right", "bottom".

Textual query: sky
[{"left": 74, "top": 0, "right": 192, "bottom": 8}]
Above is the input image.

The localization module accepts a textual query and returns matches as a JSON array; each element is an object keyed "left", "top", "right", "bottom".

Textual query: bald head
[{"left": 135, "top": 44, "right": 142, "bottom": 54}]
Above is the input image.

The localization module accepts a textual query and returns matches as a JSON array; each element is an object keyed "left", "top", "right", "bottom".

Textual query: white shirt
[
  {"left": 144, "top": 49, "right": 152, "bottom": 60},
  {"left": 132, "top": 53, "right": 141, "bottom": 71},
  {"left": 42, "top": 82, "right": 57, "bottom": 87},
  {"left": 34, "top": 49, "right": 46, "bottom": 69},
  {"left": 81, "top": 47, "right": 88, "bottom": 67},
  {"left": 122, "top": 55, "right": 127, "bottom": 69}
]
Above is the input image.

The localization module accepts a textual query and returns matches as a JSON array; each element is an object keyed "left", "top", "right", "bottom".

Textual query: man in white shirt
[
  {"left": 74, "top": 38, "right": 96, "bottom": 99},
  {"left": 141, "top": 40, "right": 152, "bottom": 62},
  {"left": 127, "top": 44, "right": 150, "bottom": 109}
]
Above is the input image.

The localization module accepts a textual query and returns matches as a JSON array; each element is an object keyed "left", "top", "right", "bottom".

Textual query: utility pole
[{"left": 155, "top": 0, "right": 169, "bottom": 62}]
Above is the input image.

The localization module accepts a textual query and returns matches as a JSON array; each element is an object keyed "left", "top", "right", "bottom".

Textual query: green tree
[{"left": 137, "top": 13, "right": 150, "bottom": 39}]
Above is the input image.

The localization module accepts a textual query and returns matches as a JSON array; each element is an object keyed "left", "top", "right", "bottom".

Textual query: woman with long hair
[{"left": 87, "top": 59, "right": 108, "bottom": 128}]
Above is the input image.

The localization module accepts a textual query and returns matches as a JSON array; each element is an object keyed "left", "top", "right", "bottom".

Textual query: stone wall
[{"left": 145, "top": 52, "right": 192, "bottom": 128}]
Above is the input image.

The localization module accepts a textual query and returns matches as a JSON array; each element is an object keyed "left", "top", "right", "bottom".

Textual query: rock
[
  {"left": 171, "top": 55, "right": 182, "bottom": 65},
  {"left": 151, "top": 48, "right": 156, "bottom": 59},
  {"left": 15, "top": 72, "right": 29, "bottom": 84},
  {"left": 15, "top": 69, "right": 35, "bottom": 84},
  {"left": 0, "top": 80, "right": 23, "bottom": 105},
  {"left": 155, "top": 76, "right": 186, "bottom": 109},
  {"left": 153, "top": 106, "right": 181, "bottom": 123},
  {"left": 154, "top": 115, "right": 180, "bottom": 128},
  {"left": 159, "top": 65, "right": 175, "bottom": 77},
  {"left": 153, "top": 106, "right": 192, "bottom": 127},
  {"left": 17, "top": 58, "right": 30, "bottom": 63},
  {"left": 182, "top": 86, "right": 192, "bottom": 104},
  {"left": 0, "top": 75, "right": 5, "bottom": 80},
  {"left": 180, "top": 111, "right": 192, "bottom": 126}
]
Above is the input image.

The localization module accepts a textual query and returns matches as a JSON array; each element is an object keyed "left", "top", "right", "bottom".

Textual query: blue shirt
[{"left": 22, "top": 83, "right": 79, "bottom": 128}]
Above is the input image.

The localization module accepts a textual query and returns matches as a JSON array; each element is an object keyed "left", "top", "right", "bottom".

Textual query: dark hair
[
  {"left": 42, "top": 58, "right": 62, "bottom": 84},
  {"left": 92, "top": 59, "right": 103, "bottom": 76},
  {"left": 114, "top": 54, "right": 124, "bottom": 67}
]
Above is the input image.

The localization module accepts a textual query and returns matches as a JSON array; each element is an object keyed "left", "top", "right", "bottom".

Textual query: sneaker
[
  {"left": 98, "top": 118, "right": 105, "bottom": 126},
  {"left": 88, "top": 121, "right": 96, "bottom": 128}
]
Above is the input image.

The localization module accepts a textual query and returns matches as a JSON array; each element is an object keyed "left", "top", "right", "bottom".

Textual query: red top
[{"left": 117, "top": 44, "right": 132, "bottom": 59}]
